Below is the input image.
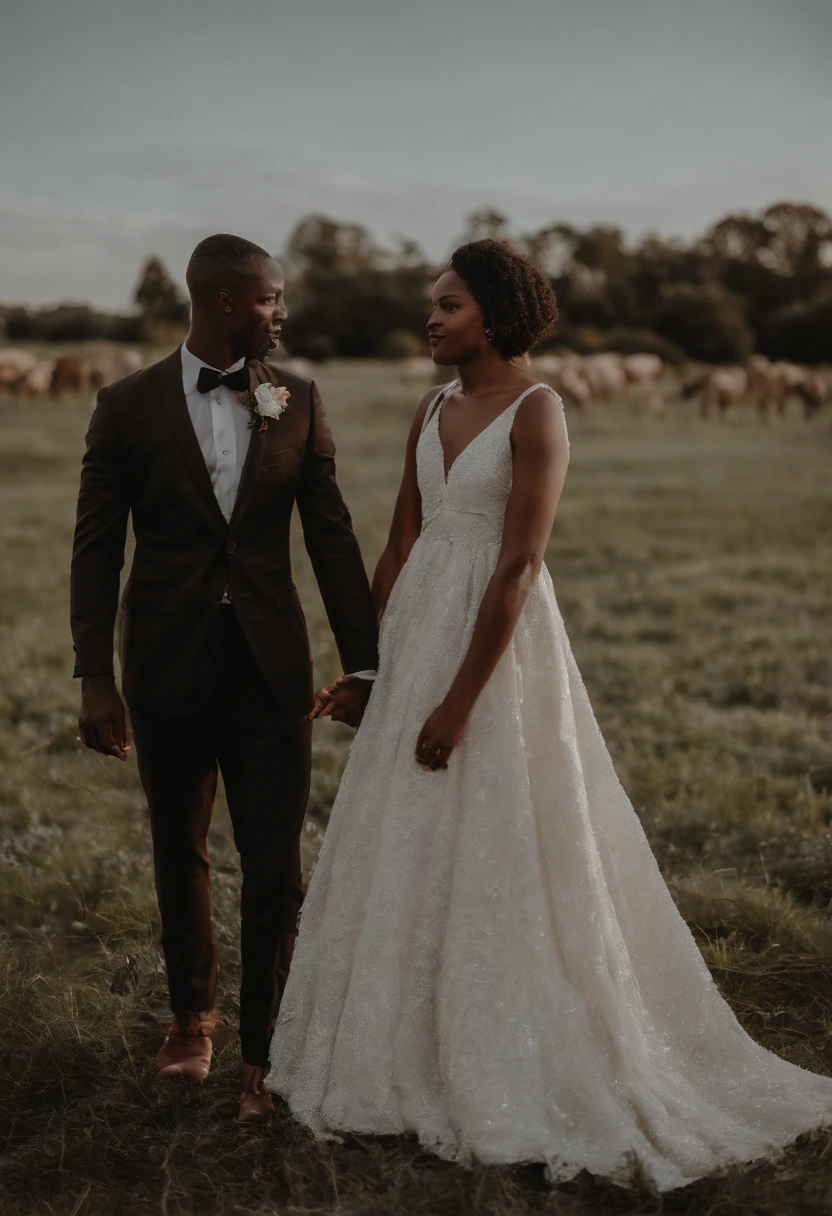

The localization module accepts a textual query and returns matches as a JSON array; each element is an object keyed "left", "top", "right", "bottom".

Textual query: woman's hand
[
  {"left": 415, "top": 701, "right": 467, "bottom": 770},
  {"left": 309, "top": 676, "right": 372, "bottom": 727},
  {"left": 309, "top": 680, "right": 339, "bottom": 720}
]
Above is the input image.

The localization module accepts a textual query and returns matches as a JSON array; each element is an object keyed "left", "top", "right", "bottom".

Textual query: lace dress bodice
[{"left": 416, "top": 380, "right": 563, "bottom": 549}]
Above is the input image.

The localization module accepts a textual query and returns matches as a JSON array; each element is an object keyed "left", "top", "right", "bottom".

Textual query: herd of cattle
[
  {"left": 533, "top": 352, "right": 664, "bottom": 407},
  {"left": 0, "top": 345, "right": 828, "bottom": 420},
  {"left": 530, "top": 351, "right": 828, "bottom": 419},
  {"left": 0, "top": 348, "right": 144, "bottom": 397},
  {"left": 681, "top": 357, "right": 828, "bottom": 420},
  {"left": 404, "top": 350, "right": 828, "bottom": 419}
]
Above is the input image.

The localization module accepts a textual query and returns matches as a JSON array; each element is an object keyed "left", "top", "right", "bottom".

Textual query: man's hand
[
  {"left": 79, "top": 676, "right": 131, "bottom": 760},
  {"left": 309, "top": 675, "right": 372, "bottom": 728}
]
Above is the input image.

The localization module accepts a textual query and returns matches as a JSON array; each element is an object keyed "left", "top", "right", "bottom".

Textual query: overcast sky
[{"left": 1, "top": 0, "right": 830, "bottom": 307}]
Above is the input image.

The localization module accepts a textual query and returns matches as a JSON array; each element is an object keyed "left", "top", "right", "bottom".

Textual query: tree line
[{"left": 3, "top": 201, "right": 831, "bottom": 364}]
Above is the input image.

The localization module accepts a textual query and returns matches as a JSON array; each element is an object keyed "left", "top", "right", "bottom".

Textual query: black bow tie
[{"left": 196, "top": 365, "right": 250, "bottom": 394}]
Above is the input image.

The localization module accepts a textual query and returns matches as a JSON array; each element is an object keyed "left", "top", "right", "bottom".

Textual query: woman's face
[{"left": 427, "top": 270, "right": 489, "bottom": 365}]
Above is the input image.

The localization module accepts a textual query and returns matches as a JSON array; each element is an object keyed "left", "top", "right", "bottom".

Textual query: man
[{"left": 71, "top": 234, "right": 377, "bottom": 1121}]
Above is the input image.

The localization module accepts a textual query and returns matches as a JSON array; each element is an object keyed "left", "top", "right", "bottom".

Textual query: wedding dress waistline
[{"left": 420, "top": 508, "right": 503, "bottom": 546}]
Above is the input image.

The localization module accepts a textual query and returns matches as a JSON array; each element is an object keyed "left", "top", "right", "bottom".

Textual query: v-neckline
[{"left": 436, "top": 380, "right": 525, "bottom": 485}]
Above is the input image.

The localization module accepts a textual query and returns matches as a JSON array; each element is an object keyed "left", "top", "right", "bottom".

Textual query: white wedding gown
[{"left": 268, "top": 382, "right": 832, "bottom": 1190}]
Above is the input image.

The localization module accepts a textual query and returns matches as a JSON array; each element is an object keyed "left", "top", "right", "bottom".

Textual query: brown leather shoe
[
  {"left": 157, "top": 1012, "right": 216, "bottom": 1083},
  {"left": 237, "top": 1088, "right": 275, "bottom": 1123},
  {"left": 237, "top": 1063, "right": 274, "bottom": 1123}
]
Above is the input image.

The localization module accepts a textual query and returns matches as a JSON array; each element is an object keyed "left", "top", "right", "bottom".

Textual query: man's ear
[{"left": 217, "top": 289, "right": 233, "bottom": 314}]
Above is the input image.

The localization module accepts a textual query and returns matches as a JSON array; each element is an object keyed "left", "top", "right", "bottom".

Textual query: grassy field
[{"left": 1, "top": 360, "right": 832, "bottom": 1215}]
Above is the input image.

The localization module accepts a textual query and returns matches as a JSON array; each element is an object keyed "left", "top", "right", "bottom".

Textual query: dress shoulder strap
[
  {"left": 505, "top": 381, "right": 561, "bottom": 422},
  {"left": 420, "top": 380, "right": 457, "bottom": 434},
  {"left": 505, "top": 381, "right": 569, "bottom": 451}
]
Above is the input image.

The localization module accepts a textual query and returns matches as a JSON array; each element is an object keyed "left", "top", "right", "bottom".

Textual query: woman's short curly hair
[{"left": 449, "top": 238, "right": 558, "bottom": 358}]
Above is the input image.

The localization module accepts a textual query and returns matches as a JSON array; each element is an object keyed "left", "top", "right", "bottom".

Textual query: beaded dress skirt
[{"left": 268, "top": 383, "right": 832, "bottom": 1190}]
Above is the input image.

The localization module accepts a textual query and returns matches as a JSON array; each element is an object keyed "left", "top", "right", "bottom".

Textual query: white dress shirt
[{"left": 181, "top": 342, "right": 251, "bottom": 523}]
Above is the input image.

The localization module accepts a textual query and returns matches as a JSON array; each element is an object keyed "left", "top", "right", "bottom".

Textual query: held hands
[
  {"left": 309, "top": 675, "right": 372, "bottom": 728},
  {"left": 415, "top": 700, "right": 467, "bottom": 771},
  {"left": 79, "top": 676, "right": 131, "bottom": 761}
]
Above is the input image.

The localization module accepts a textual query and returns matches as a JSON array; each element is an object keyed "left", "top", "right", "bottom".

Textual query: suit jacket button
[{"left": 226, "top": 540, "right": 237, "bottom": 554}]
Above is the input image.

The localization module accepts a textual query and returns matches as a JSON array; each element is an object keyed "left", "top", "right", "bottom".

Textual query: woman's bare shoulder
[{"left": 512, "top": 384, "right": 568, "bottom": 451}]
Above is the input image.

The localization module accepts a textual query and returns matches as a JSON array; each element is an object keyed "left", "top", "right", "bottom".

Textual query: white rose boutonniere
[{"left": 239, "top": 382, "right": 291, "bottom": 431}]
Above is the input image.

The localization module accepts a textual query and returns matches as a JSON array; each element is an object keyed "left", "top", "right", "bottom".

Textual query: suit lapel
[
  {"left": 229, "top": 361, "right": 272, "bottom": 527},
  {"left": 156, "top": 349, "right": 228, "bottom": 531}
]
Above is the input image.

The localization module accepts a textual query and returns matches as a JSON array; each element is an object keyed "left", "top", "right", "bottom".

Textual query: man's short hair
[
  {"left": 186, "top": 234, "right": 274, "bottom": 298},
  {"left": 189, "top": 233, "right": 271, "bottom": 265}
]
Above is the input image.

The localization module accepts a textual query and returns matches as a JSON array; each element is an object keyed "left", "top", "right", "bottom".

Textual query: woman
[{"left": 267, "top": 239, "right": 832, "bottom": 1190}]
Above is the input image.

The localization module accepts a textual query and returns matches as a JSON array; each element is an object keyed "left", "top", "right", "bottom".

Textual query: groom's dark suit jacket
[{"left": 70, "top": 349, "right": 378, "bottom": 718}]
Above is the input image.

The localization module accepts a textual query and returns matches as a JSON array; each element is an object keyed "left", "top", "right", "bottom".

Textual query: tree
[
  {"left": 654, "top": 283, "right": 755, "bottom": 364},
  {"left": 280, "top": 215, "right": 433, "bottom": 358},
  {"left": 4, "top": 303, "right": 146, "bottom": 344},
  {"left": 133, "top": 257, "right": 188, "bottom": 324},
  {"left": 524, "top": 202, "right": 832, "bottom": 361},
  {"left": 459, "top": 208, "right": 510, "bottom": 244},
  {"left": 765, "top": 287, "right": 832, "bottom": 364},
  {"left": 283, "top": 215, "right": 377, "bottom": 278},
  {"left": 523, "top": 224, "right": 580, "bottom": 278}
]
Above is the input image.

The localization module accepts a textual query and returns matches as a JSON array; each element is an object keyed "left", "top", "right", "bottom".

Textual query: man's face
[{"left": 222, "top": 258, "right": 288, "bottom": 362}]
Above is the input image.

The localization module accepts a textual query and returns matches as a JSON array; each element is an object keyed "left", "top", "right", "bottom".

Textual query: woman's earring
[{"left": 485, "top": 329, "right": 493, "bottom": 343}]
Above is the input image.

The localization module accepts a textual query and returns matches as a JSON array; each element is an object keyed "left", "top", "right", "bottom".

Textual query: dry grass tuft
[{"left": 1, "top": 363, "right": 831, "bottom": 1213}]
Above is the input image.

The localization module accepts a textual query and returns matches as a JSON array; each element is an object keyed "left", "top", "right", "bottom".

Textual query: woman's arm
[
  {"left": 371, "top": 385, "right": 441, "bottom": 620},
  {"left": 415, "top": 388, "right": 569, "bottom": 769}
]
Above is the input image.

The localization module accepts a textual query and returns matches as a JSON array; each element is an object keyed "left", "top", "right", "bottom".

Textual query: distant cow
[
  {"left": 22, "top": 359, "right": 56, "bottom": 396},
  {"left": 85, "top": 348, "right": 143, "bottom": 388},
  {"left": 0, "top": 348, "right": 38, "bottom": 393},
  {"left": 748, "top": 355, "right": 828, "bottom": 420},
  {"left": 622, "top": 353, "right": 664, "bottom": 385},
  {"left": 534, "top": 354, "right": 592, "bottom": 408},
  {"left": 557, "top": 363, "right": 592, "bottom": 408},
  {"left": 747, "top": 355, "right": 783, "bottom": 417},
  {"left": 582, "top": 352, "right": 627, "bottom": 399},
  {"left": 683, "top": 367, "right": 748, "bottom": 418},
  {"left": 793, "top": 369, "right": 827, "bottom": 419},
  {"left": 50, "top": 355, "right": 85, "bottom": 396},
  {"left": 772, "top": 362, "right": 828, "bottom": 420}
]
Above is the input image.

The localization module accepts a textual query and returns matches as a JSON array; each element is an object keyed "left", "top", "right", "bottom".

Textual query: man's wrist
[{"left": 80, "top": 674, "right": 116, "bottom": 687}]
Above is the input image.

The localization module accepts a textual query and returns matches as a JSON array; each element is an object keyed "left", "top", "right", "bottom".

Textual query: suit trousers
[{"left": 131, "top": 604, "right": 311, "bottom": 1067}]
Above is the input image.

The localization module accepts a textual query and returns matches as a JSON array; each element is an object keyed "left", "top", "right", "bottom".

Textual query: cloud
[
  {"left": 0, "top": 199, "right": 206, "bottom": 308},
  {"left": 3, "top": 0, "right": 831, "bottom": 305}
]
